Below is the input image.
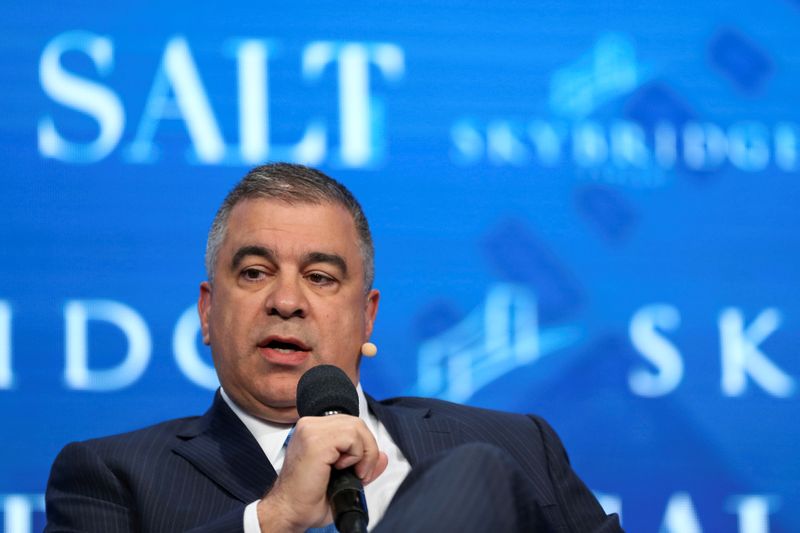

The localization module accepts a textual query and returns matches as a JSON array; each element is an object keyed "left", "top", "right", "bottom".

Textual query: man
[{"left": 46, "top": 163, "right": 622, "bottom": 532}]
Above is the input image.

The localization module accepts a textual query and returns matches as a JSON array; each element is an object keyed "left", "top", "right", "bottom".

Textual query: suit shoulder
[
  {"left": 379, "top": 395, "right": 544, "bottom": 428},
  {"left": 57, "top": 414, "right": 202, "bottom": 462}
]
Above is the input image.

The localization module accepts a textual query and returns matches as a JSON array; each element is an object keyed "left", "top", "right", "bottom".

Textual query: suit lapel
[
  {"left": 173, "top": 391, "right": 277, "bottom": 503},
  {"left": 367, "top": 396, "right": 463, "bottom": 468}
]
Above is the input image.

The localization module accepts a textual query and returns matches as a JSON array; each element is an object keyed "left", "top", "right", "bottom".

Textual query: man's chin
[
  {"left": 225, "top": 384, "right": 300, "bottom": 423},
  {"left": 253, "top": 392, "right": 301, "bottom": 423}
]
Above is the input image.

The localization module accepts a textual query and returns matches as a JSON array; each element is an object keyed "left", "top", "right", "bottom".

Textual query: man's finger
[{"left": 363, "top": 451, "right": 389, "bottom": 485}]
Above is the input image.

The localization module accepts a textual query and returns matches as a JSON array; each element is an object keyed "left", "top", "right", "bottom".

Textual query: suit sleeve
[
  {"left": 45, "top": 441, "right": 246, "bottom": 533},
  {"left": 529, "top": 416, "right": 624, "bottom": 533}
]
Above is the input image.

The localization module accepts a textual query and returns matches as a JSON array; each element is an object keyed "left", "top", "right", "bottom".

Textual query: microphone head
[{"left": 296, "top": 365, "right": 359, "bottom": 417}]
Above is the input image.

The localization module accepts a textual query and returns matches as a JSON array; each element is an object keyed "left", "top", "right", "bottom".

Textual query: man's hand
[{"left": 257, "top": 415, "right": 389, "bottom": 533}]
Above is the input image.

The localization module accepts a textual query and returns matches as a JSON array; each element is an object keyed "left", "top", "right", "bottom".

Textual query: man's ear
[
  {"left": 364, "top": 289, "right": 380, "bottom": 339},
  {"left": 198, "top": 281, "right": 213, "bottom": 345}
]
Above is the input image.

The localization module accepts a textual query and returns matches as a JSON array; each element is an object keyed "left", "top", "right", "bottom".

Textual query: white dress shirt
[{"left": 220, "top": 386, "right": 411, "bottom": 532}]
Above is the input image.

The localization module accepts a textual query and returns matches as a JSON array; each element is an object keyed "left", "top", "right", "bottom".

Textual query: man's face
[{"left": 198, "top": 198, "right": 379, "bottom": 423}]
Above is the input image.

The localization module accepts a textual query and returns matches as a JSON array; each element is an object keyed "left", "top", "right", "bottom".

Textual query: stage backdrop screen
[{"left": 2, "top": 1, "right": 799, "bottom": 531}]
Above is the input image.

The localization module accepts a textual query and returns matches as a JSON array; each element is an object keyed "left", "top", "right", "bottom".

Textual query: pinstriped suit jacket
[{"left": 45, "top": 391, "right": 621, "bottom": 532}]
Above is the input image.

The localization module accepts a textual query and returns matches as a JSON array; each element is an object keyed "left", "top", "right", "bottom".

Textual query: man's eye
[
  {"left": 306, "top": 272, "right": 335, "bottom": 286},
  {"left": 241, "top": 268, "right": 266, "bottom": 281}
]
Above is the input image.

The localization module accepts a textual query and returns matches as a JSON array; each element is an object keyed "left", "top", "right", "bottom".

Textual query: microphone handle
[
  {"left": 323, "top": 410, "right": 369, "bottom": 533},
  {"left": 328, "top": 468, "right": 368, "bottom": 533}
]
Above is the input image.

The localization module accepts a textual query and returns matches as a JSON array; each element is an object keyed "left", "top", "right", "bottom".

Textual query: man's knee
[{"left": 378, "top": 443, "right": 538, "bottom": 531}]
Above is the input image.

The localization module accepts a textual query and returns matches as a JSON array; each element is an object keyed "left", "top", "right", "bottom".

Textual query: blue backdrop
[{"left": 2, "top": 1, "right": 799, "bottom": 531}]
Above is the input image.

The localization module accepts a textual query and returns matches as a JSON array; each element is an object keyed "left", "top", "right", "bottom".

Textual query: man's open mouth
[{"left": 259, "top": 337, "right": 310, "bottom": 353}]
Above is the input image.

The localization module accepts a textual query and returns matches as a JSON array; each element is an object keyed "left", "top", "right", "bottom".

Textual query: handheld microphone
[{"left": 296, "top": 365, "right": 368, "bottom": 533}]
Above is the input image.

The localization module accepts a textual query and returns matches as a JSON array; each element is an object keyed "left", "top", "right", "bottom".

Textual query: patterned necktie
[{"left": 283, "top": 427, "right": 340, "bottom": 533}]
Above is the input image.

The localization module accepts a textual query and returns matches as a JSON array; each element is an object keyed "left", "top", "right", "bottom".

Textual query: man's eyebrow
[
  {"left": 230, "top": 245, "right": 276, "bottom": 270},
  {"left": 303, "top": 252, "right": 348, "bottom": 277}
]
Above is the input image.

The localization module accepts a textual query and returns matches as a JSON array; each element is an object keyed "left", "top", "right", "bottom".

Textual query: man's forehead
[{"left": 222, "top": 198, "right": 360, "bottom": 255}]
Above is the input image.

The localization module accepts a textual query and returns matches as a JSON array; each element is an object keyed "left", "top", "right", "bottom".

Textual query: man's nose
[{"left": 265, "top": 273, "right": 308, "bottom": 319}]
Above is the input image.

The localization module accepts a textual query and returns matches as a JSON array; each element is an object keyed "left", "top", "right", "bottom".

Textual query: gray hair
[{"left": 205, "top": 163, "right": 375, "bottom": 290}]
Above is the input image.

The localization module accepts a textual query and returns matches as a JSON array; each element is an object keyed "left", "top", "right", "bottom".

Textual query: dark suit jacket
[{"left": 45, "top": 392, "right": 621, "bottom": 532}]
